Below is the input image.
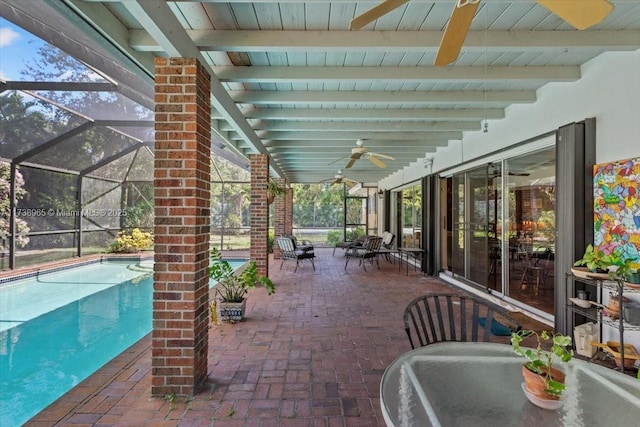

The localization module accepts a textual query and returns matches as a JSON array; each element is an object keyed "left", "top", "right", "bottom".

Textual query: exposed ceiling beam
[
  {"left": 220, "top": 107, "right": 505, "bottom": 121},
  {"left": 261, "top": 140, "right": 447, "bottom": 148},
  {"left": 129, "top": 29, "right": 640, "bottom": 52},
  {"left": 240, "top": 131, "right": 462, "bottom": 141},
  {"left": 231, "top": 121, "right": 480, "bottom": 132},
  {"left": 229, "top": 90, "right": 536, "bottom": 105},
  {"left": 119, "top": 0, "right": 285, "bottom": 177},
  {"left": 213, "top": 66, "right": 580, "bottom": 83}
]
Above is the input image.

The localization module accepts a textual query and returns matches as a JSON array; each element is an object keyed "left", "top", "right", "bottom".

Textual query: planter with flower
[
  {"left": 511, "top": 329, "right": 572, "bottom": 409},
  {"left": 209, "top": 247, "right": 275, "bottom": 323}
]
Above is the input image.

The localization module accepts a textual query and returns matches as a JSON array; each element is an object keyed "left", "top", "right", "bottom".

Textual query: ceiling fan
[
  {"left": 320, "top": 170, "right": 360, "bottom": 187},
  {"left": 349, "top": 0, "right": 615, "bottom": 66},
  {"left": 330, "top": 139, "right": 395, "bottom": 169}
]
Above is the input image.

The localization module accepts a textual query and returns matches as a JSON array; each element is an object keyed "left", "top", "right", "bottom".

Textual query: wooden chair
[
  {"left": 403, "top": 293, "right": 521, "bottom": 349},
  {"left": 275, "top": 236, "right": 315, "bottom": 272},
  {"left": 344, "top": 236, "right": 383, "bottom": 271}
]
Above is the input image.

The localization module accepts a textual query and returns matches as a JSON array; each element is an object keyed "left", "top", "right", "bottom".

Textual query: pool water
[{"left": 0, "top": 258, "right": 246, "bottom": 426}]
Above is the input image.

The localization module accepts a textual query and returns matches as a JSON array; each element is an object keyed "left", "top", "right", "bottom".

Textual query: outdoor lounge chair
[
  {"left": 403, "top": 293, "right": 521, "bottom": 349},
  {"left": 283, "top": 234, "right": 314, "bottom": 253},
  {"left": 332, "top": 234, "right": 367, "bottom": 256},
  {"left": 275, "top": 236, "right": 315, "bottom": 272},
  {"left": 344, "top": 236, "right": 383, "bottom": 271},
  {"left": 377, "top": 231, "right": 396, "bottom": 263}
]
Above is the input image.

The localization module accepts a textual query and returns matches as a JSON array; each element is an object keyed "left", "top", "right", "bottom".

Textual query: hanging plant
[{"left": 266, "top": 180, "right": 287, "bottom": 204}]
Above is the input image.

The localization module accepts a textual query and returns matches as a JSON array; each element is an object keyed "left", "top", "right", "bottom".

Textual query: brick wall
[
  {"left": 153, "top": 57, "right": 211, "bottom": 397},
  {"left": 273, "top": 178, "right": 287, "bottom": 259},
  {"left": 285, "top": 187, "right": 293, "bottom": 235},
  {"left": 250, "top": 154, "right": 269, "bottom": 276}
]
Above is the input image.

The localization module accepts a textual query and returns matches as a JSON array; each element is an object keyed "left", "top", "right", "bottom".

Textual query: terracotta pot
[{"left": 522, "top": 365, "right": 565, "bottom": 401}]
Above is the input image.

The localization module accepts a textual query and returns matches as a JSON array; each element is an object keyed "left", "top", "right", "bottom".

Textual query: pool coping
[{"left": 0, "top": 252, "right": 153, "bottom": 284}]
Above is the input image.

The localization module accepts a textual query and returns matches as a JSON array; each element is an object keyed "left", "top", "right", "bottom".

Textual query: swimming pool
[{"left": 0, "top": 257, "right": 246, "bottom": 426}]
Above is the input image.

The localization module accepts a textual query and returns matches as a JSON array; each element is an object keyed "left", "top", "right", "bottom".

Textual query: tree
[
  {"left": 0, "top": 162, "right": 30, "bottom": 250},
  {"left": 292, "top": 183, "right": 344, "bottom": 227}
]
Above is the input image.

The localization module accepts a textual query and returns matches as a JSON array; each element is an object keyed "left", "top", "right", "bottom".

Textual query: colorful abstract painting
[{"left": 593, "top": 157, "right": 640, "bottom": 267}]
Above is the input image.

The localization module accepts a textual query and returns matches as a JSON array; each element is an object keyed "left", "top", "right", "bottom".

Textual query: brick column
[
  {"left": 273, "top": 178, "right": 287, "bottom": 259},
  {"left": 153, "top": 57, "right": 211, "bottom": 397},
  {"left": 285, "top": 187, "right": 293, "bottom": 235},
  {"left": 250, "top": 154, "right": 269, "bottom": 276}
]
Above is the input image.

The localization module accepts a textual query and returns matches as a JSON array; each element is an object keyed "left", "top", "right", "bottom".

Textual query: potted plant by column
[
  {"left": 511, "top": 330, "right": 572, "bottom": 409},
  {"left": 209, "top": 247, "right": 275, "bottom": 322},
  {"left": 266, "top": 180, "right": 287, "bottom": 204}
]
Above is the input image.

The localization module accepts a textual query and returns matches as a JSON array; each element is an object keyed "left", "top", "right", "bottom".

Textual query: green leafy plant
[
  {"left": 267, "top": 180, "right": 287, "bottom": 197},
  {"left": 511, "top": 330, "right": 572, "bottom": 397},
  {"left": 607, "top": 251, "right": 635, "bottom": 281},
  {"left": 108, "top": 228, "right": 153, "bottom": 253},
  {"left": 209, "top": 247, "right": 275, "bottom": 302},
  {"left": 573, "top": 244, "right": 613, "bottom": 272}
]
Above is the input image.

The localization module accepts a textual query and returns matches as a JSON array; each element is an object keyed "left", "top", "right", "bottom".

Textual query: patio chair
[
  {"left": 283, "top": 234, "right": 314, "bottom": 253},
  {"left": 332, "top": 234, "right": 368, "bottom": 256},
  {"left": 403, "top": 293, "right": 521, "bottom": 349},
  {"left": 275, "top": 236, "right": 315, "bottom": 272},
  {"left": 344, "top": 236, "right": 383, "bottom": 271},
  {"left": 377, "top": 231, "right": 396, "bottom": 263}
]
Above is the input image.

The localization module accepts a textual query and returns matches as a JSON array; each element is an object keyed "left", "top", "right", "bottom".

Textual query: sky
[{"left": 0, "top": 18, "right": 43, "bottom": 81}]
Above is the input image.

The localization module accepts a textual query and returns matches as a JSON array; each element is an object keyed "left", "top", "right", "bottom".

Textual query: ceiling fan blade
[
  {"left": 328, "top": 155, "right": 349, "bottom": 166},
  {"left": 345, "top": 157, "right": 358, "bottom": 169},
  {"left": 370, "top": 152, "right": 395, "bottom": 161},
  {"left": 434, "top": 0, "right": 480, "bottom": 67},
  {"left": 349, "top": 0, "right": 409, "bottom": 30},
  {"left": 536, "top": 0, "right": 613, "bottom": 30},
  {"left": 369, "top": 156, "right": 387, "bottom": 168}
]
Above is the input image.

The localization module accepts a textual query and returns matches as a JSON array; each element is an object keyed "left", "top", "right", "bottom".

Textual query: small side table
[{"left": 398, "top": 247, "right": 425, "bottom": 276}]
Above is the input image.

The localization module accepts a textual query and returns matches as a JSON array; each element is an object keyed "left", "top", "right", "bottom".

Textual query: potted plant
[
  {"left": 511, "top": 330, "right": 572, "bottom": 407},
  {"left": 606, "top": 251, "right": 633, "bottom": 281},
  {"left": 266, "top": 180, "right": 287, "bottom": 204},
  {"left": 573, "top": 244, "right": 613, "bottom": 277},
  {"left": 209, "top": 247, "right": 275, "bottom": 322},
  {"left": 605, "top": 251, "right": 640, "bottom": 284}
]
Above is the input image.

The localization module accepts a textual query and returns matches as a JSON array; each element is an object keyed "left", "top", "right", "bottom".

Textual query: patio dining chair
[
  {"left": 275, "top": 236, "right": 316, "bottom": 272},
  {"left": 344, "top": 236, "right": 383, "bottom": 271},
  {"left": 403, "top": 293, "right": 522, "bottom": 349}
]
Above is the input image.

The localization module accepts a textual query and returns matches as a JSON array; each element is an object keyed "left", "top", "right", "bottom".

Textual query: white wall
[
  {"left": 380, "top": 48, "right": 640, "bottom": 190},
  {"left": 378, "top": 49, "right": 640, "bottom": 354}
]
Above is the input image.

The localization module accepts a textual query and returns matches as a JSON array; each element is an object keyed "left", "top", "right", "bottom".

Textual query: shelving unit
[{"left": 566, "top": 272, "right": 640, "bottom": 372}]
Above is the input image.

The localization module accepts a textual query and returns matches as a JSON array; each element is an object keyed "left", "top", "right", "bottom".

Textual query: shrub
[
  {"left": 326, "top": 230, "right": 343, "bottom": 246},
  {"left": 108, "top": 228, "right": 153, "bottom": 253}
]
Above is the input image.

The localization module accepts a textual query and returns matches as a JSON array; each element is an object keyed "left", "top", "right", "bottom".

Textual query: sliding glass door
[{"left": 443, "top": 147, "right": 555, "bottom": 315}]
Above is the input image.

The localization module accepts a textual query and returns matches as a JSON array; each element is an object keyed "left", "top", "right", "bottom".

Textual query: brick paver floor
[{"left": 26, "top": 248, "right": 521, "bottom": 427}]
